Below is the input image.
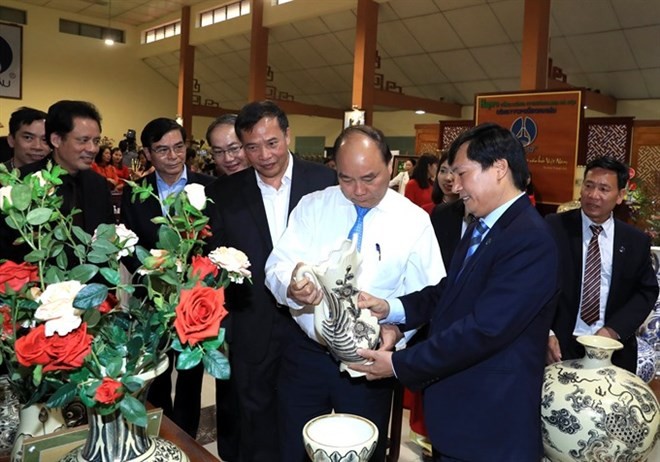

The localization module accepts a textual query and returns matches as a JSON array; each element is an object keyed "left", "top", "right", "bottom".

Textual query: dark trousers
[
  {"left": 277, "top": 332, "right": 394, "bottom": 462},
  {"left": 215, "top": 372, "right": 241, "bottom": 461},
  {"left": 147, "top": 350, "right": 204, "bottom": 438},
  {"left": 230, "top": 315, "right": 289, "bottom": 462}
]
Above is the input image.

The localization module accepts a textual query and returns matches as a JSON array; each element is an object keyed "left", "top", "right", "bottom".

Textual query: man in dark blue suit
[
  {"left": 205, "top": 101, "right": 336, "bottom": 461},
  {"left": 120, "top": 118, "right": 214, "bottom": 438},
  {"left": 545, "top": 157, "right": 658, "bottom": 373},
  {"left": 353, "top": 123, "right": 559, "bottom": 461}
]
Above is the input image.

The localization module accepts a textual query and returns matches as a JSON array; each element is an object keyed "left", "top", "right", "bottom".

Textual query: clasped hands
[{"left": 286, "top": 264, "right": 399, "bottom": 381}]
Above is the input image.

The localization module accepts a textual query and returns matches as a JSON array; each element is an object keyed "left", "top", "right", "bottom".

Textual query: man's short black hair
[
  {"left": 235, "top": 101, "right": 289, "bottom": 141},
  {"left": 141, "top": 118, "right": 186, "bottom": 149},
  {"left": 9, "top": 107, "right": 47, "bottom": 136},
  {"left": 584, "top": 156, "right": 630, "bottom": 190},
  {"left": 205, "top": 113, "right": 238, "bottom": 146},
  {"left": 46, "top": 101, "right": 102, "bottom": 149},
  {"left": 448, "top": 122, "right": 529, "bottom": 191}
]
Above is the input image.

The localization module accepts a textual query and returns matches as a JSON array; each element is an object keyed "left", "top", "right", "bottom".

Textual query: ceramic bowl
[{"left": 303, "top": 413, "right": 378, "bottom": 462}]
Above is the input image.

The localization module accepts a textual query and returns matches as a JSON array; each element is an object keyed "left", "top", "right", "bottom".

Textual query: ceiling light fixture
[
  {"left": 415, "top": 110, "right": 426, "bottom": 115},
  {"left": 104, "top": 0, "right": 114, "bottom": 46}
]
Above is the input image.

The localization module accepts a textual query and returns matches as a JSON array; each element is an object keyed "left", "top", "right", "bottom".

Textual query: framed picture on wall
[
  {"left": 344, "top": 109, "right": 365, "bottom": 128},
  {"left": 0, "top": 23, "right": 23, "bottom": 99},
  {"left": 392, "top": 154, "right": 417, "bottom": 179}
]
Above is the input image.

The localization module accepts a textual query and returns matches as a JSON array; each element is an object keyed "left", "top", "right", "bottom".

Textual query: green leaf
[
  {"left": 10, "top": 184, "right": 32, "bottom": 211},
  {"left": 25, "top": 207, "right": 53, "bottom": 226},
  {"left": 99, "top": 267, "right": 120, "bottom": 285},
  {"left": 73, "top": 283, "right": 108, "bottom": 310},
  {"left": 68, "top": 264, "right": 99, "bottom": 283},
  {"left": 203, "top": 349, "right": 231, "bottom": 380},
  {"left": 202, "top": 328, "right": 226, "bottom": 351},
  {"left": 71, "top": 225, "right": 92, "bottom": 246},
  {"left": 171, "top": 337, "right": 183, "bottom": 352},
  {"left": 46, "top": 382, "right": 77, "bottom": 408},
  {"left": 157, "top": 225, "right": 180, "bottom": 250},
  {"left": 79, "top": 392, "right": 96, "bottom": 407},
  {"left": 24, "top": 249, "right": 47, "bottom": 263},
  {"left": 87, "top": 251, "right": 109, "bottom": 264},
  {"left": 44, "top": 266, "right": 65, "bottom": 284},
  {"left": 55, "top": 251, "right": 69, "bottom": 270},
  {"left": 83, "top": 308, "right": 101, "bottom": 328},
  {"left": 176, "top": 347, "right": 203, "bottom": 370},
  {"left": 119, "top": 395, "right": 147, "bottom": 427},
  {"left": 122, "top": 376, "right": 145, "bottom": 393}
]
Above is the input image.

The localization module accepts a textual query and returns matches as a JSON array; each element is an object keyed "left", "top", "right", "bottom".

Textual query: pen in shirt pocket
[{"left": 376, "top": 243, "right": 381, "bottom": 261}]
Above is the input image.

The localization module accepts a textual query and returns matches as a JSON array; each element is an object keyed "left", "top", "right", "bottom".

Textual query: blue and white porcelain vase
[{"left": 541, "top": 335, "right": 660, "bottom": 462}]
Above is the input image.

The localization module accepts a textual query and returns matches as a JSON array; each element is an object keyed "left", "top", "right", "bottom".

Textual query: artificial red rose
[
  {"left": 98, "top": 292, "right": 118, "bottom": 314},
  {"left": 199, "top": 224, "right": 212, "bottom": 240},
  {"left": 16, "top": 324, "right": 52, "bottom": 367},
  {"left": 95, "top": 377, "right": 123, "bottom": 404},
  {"left": 190, "top": 256, "right": 219, "bottom": 280},
  {"left": 43, "top": 323, "right": 93, "bottom": 372},
  {"left": 628, "top": 182, "right": 637, "bottom": 191},
  {"left": 0, "top": 305, "right": 12, "bottom": 337},
  {"left": 0, "top": 261, "right": 38, "bottom": 294},
  {"left": 174, "top": 286, "right": 227, "bottom": 346}
]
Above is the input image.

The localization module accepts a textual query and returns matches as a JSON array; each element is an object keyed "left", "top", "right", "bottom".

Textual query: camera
[{"left": 119, "top": 128, "right": 138, "bottom": 167}]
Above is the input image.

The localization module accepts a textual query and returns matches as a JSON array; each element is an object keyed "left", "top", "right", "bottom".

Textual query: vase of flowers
[{"left": 0, "top": 163, "right": 250, "bottom": 461}]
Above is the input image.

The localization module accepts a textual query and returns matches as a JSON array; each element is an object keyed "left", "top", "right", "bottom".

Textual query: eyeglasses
[
  {"left": 150, "top": 142, "right": 186, "bottom": 156},
  {"left": 212, "top": 145, "right": 242, "bottom": 157}
]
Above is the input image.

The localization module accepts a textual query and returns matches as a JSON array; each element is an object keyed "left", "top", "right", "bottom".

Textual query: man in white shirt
[
  {"left": 545, "top": 156, "right": 658, "bottom": 373},
  {"left": 265, "top": 125, "right": 444, "bottom": 462}
]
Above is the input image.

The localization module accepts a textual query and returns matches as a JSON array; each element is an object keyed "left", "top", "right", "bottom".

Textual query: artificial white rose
[
  {"left": 32, "top": 171, "right": 47, "bottom": 188},
  {"left": 35, "top": 280, "right": 86, "bottom": 337},
  {"left": 114, "top": 224, "right": 139, "bottom": 258},
  {"left": 0, "top": 186, "right": 12, "bottom": 211},
  {"left": 208, "top": 246, "right": 252, "bottom": 284},
  {"left": 184, "top": 183, "right": 207, "bottom": 211}
]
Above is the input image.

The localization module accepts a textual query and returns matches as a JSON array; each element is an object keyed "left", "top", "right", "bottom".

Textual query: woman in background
[
  {"left": 92, "top": 145, "right": 120, "bottom": 190},
  {"left": 423, "top": 152, "right": 459, "bottom": 213},
  {"left": 389, "top": 158, "right": 415, "bottom": 195},
  {"left": 111, "top": 147, "right": 130, "bottom": 186},
  {"left": 404, "top": 153, "right": 438, "bottom": 209}
]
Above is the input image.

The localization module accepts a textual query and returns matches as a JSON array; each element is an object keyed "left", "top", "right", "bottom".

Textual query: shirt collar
[
  {"left": 580, "top": 209, "right": 614, "bottom": 237},
  {"left": 480, "top": 192, "right": 525, "bottom": 229},
  {"left": 155, "top": 166, "right": 188, "bottom": 190},
  {"left": 255, "top": 152, "right": 294, "bottom": 190}
]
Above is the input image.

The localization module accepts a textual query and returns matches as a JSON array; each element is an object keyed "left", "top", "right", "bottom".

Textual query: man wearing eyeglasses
[
  {"left": 0, "top": 100, "right": 114, "bottom": 263},
  {"left": 206, "top": 101, "right": 336, "bottom": 461},
  {"left": 120, "top": 117, "right": 214, "bottom": 439},
  {"left": 206, "top": 113, "right": 249, "bottom": 176}
]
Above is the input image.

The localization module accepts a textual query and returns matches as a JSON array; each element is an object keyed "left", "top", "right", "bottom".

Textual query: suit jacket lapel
[
  {"left": 288, "top": 156, "right": 307, "bottom": 215},
  {"left": 608, "top": 220, "right": 626, "bottom": 309},
  {"left": 567, "top": 210, "right": 584, "bottom": 305},
  {"left": 241, "top": 169, "right": 272, "bottom": 248}
]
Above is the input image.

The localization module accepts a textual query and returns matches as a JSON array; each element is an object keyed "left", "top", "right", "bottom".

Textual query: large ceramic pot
[
  {"left": 59, "top": 357, "right": 188, "bottom": 462},
  {"left": 303, "top": 413, "right": 378, "bottom": 462},
  {"left": 295, "top": 239, "right": 380, "bottom": 377},
  {"left": 0, "top": 375, "right": 20, "bottom": 457},
  {"left": 541, "top": 335, "right": 660, "bottom": 461},
  {"left": 651, "top": 246, "right": 660, "bottom": 285},
  {"left": 11, "top": 403, "right": 66, "bottom": 462}
]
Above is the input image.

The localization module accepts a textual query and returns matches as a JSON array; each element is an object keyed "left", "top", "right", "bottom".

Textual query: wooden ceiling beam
[
  {"left": 520, "top": 0, "right": 550, "bottom": 90},
  {"left": 248, "top": 0, "right": 268, "bottom": 102},
  {"left": 272, "top": 100, "right": 344, "bottom": 120},
  {"left": 177, "top": 6, "right": 194, "bottom": 137},
  {"left": 547, "top": 80, "right": 617, "bottom": 115},
  {"left": 373, "top": 90, "right": 462, "bottom": 118},
  {"left": 191, "top": 105, "right": 240, "bottom": 118},
  {"left": 352, "top": 0, "right": 379, "bottom": 125}
]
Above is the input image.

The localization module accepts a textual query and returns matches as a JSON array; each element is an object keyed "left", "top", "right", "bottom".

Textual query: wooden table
[{"left": 0, "top": 414, "right": 219, "bottom": 462}]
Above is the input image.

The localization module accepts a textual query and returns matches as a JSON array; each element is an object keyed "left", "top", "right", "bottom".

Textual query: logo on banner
[{"left": 511, "top": 116, "right": 537, "bottom": 147}]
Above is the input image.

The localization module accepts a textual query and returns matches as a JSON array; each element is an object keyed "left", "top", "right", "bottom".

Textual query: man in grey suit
[{"left": 205, "top": 101, "right": 336, "bottom": 461}]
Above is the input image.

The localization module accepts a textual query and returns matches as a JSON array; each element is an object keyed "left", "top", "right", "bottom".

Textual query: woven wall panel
[
  {"left": 440, "top": 125, "right": 471, "bottom": 151},
  {"left": 586, "top": 123, "right": 629, "bottom": 163},
  {"left": 637, "top": 145, "right": 660, "bottom": 202}
]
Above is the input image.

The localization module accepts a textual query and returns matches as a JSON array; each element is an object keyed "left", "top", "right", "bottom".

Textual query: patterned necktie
[
  {"left": 464, "top": 219, "right": 489, "bottom": 262},
  {"left": 580, "top": 225, "right": 603, "bottom": 325},
  {"left": 347, "top": 205, "right": 370, "bottom": 251}
]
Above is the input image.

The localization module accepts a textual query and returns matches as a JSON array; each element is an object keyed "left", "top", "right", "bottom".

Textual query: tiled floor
[{"left": 197, "top": 373, "right": 660, "bottom": 462}]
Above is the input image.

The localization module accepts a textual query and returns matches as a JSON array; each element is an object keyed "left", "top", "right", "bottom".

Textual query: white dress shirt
[
  {"left": 255, "top": 153, "right": 294, "bottom": 245},
  {"left": 389, "top": 171, "right": 410, "bottom": 196},
  {"left": 573, "top": 210, "right": 615, "bottom": 335},
  {"left": 265, "top": 186, "right": 445, "bottom": 344}
]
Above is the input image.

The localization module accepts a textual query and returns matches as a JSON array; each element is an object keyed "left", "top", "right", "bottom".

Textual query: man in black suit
[
  {"left": 0, "top": 100, "right": 114, "bottom": 263},
  {"left": 205, "top": 101, "right": 336, "bottom": 462},
  {"left": 120, "top": 118, "right": 213, "bottom": 437},
  {"left": 546, "top": 156, "right": 658, "bottom": 373}
]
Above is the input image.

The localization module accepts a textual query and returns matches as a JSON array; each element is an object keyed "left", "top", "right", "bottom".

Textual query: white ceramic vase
[
  {"left": 11, "top": 403, "right": 66, "bottom": 462},
  {"left": 0, "top": 375, "right": 20, "bottom": 457},
  {"left": 541, "top": 335, "right": 660, "bottom": 461},
  {"left": 296, "top": 239, "right": 380, "bottom": 377},
  {"left": 651, "top": 246, "right": 659, "bottom": 285},
  {"left": 303, "top": 413, "right": 378, "bottom": 462}
]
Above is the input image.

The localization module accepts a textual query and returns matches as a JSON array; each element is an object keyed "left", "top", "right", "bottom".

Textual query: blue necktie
[
  {"left": 348, "top": 205, "right": 370, "bottom": 251},
  {"left": 463, "top": 219, "right": 489, "bottom": 265}
]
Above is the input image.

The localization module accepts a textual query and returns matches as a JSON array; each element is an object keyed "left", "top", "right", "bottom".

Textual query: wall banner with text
[
  {"left": 0, "top": 23, "right": 23, "bottom": 99},
  {"left": 475, "top": 90, "right": 582, "bottom": 205}
]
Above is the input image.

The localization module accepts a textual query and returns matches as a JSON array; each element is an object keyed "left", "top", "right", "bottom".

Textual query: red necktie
[{"left": 580, "top": 225, "right": 603, "bottom": 325}]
